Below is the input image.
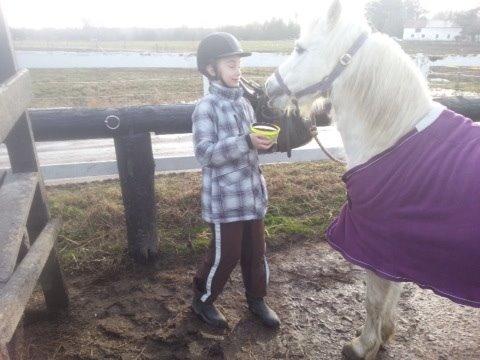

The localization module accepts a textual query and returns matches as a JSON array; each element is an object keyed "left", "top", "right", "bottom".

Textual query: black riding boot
[
  {"left": 192, "top": 297, "right": 228, "bottom": 329},
  {"left": 246, "top": 294, "right": 280, "bottom": 328}
]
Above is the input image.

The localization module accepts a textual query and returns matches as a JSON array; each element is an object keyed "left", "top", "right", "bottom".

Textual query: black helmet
[{"left": 196, "top": 32, "right": 251, "bottom": 76}]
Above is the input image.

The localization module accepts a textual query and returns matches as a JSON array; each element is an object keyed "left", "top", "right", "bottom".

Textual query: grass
[
  {"left": 14, "top": 40, "right": 296, "bottom": 54},
  {"left": 28, "top": 66, "right": 479, "bottom": 109},
  {"left": 429, "top": 66, "right": 480, "bottom": 94},
  {"left": 15, "top": 39, "right": 480, "bottom": 55},
  {"left": 47, "top": 161, "right": 346, "bottom": 275},
  {"left": 399, "top": 41, "right": 480, "bottom": 56},
  {"left": 28, "top": 67, "right": 273, "bottom": 108}
]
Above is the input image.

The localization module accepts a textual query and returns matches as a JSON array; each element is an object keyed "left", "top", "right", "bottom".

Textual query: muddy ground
[{"left": 22, "top": 238, "right": 479, "bottom": 359}]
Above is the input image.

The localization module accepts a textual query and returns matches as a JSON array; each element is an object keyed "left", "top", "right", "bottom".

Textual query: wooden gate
[{"left": 0, "top": 5, "right": 68, "bottom": 359}]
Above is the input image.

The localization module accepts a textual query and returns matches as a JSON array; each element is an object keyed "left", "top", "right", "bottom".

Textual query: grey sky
[{"left": 3, "top": 0, "right": 479, "bottom": 29}]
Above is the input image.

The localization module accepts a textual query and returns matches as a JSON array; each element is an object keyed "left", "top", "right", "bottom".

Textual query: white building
[{"left": 403, "top": 20, "right": 463, "bottom": 41}]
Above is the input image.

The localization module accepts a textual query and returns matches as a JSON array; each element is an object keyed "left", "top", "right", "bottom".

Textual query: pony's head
[
  {"left": 266, "top": 0, "right": 433, "bottom": 165},
  {"left": 265, "top": 0, "right": 370, "bottom": 115}
]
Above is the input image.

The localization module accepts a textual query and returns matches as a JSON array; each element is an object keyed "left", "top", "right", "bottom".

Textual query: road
[{"left": 0, "top": 127, "right": 345, "bottom": 183}]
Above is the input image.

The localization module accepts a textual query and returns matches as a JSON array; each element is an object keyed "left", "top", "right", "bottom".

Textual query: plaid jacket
[{"left": 192, "top": 82, "right": 268, "bottom": 223}]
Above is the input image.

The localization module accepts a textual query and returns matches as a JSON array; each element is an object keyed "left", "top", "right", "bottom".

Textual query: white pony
[{"left": 265, "top": 1, "right": 480, "bottom": 359}]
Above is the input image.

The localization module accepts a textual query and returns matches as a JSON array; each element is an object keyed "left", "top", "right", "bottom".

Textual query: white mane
[{"left": 331, "top": 31, "right": 433, "bottom": 166}]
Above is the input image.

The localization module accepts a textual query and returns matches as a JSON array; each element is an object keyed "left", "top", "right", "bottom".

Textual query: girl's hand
[{"left": 249, "top": 133, "right": 274, "bottom": 150}]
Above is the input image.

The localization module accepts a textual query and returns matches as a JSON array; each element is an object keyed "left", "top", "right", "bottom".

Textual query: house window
[
  {"left": 415, "top": 28, "right": 421, "bottom": 33},
  {"left": 421, "top": 34, "right": 425, "bottom": 38},
  {"left": 447, "top": 34, "right": 451, "bottom": 39},
  {"left": 411, "top": 34, "right": 414, "bottom": 38},
  {"left": 436, "top": 34, "right": 439, "bottom": 39}
]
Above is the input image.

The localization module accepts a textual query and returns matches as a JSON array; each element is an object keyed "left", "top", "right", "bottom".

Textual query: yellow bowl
[{"left": 250, "top": 123, "right": 281, "bottom": 142}]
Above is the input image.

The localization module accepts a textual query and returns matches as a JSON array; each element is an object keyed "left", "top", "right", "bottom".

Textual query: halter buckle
[{"left": 340, "top": 54, "right": 352, "bottom": 66}]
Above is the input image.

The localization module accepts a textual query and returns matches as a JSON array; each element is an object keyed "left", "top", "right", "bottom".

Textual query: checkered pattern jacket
[{"left": 192, "top": 82, "right": 268, "bottom": 223}]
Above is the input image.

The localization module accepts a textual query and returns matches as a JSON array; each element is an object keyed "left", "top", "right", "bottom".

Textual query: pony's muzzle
[
  {"left": 265, "top": 75, "right": 290, "bottom": 111},
  {"left": 265, "top": 74, "right": 282, "bottom": 98}
]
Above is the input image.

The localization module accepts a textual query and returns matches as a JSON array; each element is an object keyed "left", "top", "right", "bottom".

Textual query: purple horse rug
[{"left": 327, "top": 104, "right": 480, "bottom": 307}]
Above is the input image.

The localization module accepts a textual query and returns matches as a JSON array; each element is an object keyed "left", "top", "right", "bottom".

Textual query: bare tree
[
  {"left": 366, "top": 0, "right": 425, "bottom": 37},
  {"left": 11, "top": 18, "right": 300, "bottom": 41},
  {"left": 455, "top": 7, "right": 480, "bottom": 42}
]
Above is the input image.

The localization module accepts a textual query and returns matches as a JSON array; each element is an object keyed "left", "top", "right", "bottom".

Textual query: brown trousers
[{"left": 193, "top": 220, "right": 269, "bottom": 304}]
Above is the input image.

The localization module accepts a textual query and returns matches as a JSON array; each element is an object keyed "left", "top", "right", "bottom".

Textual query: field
[
  {"left": 14, "top": 39, "right": 480, "bottom": 56},
  {"left": 27, "top": 66, "right": 480, "bottom": 109},
  {"left": 14, "top": 40, "right": 295, "bottom": 54}
]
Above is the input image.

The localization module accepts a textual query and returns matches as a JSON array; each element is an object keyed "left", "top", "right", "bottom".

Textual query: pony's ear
[{"left": 327, "top": 0, "right": 342, "bottom": 30}]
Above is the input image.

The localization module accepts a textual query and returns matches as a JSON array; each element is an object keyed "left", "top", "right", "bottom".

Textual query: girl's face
[{"left": 207, "top": 55, "right": 242, "bottom": 88}]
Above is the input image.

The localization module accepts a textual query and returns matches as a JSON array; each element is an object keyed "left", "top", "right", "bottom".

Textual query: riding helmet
[{"left": 196, "top": 32, "right": 251, "bottom": 76}]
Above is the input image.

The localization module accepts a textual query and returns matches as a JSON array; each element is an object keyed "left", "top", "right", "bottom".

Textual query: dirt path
[{"left": 23, "top": 239, "right": 480, "bottom": 359}]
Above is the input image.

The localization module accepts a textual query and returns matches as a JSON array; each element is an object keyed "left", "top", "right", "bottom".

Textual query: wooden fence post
[
  {"left": 0, "top": 0, "right": 68, "bottom": 316},
  {"left": 114, "top": 132, "right": 158, "bottom": 264}
]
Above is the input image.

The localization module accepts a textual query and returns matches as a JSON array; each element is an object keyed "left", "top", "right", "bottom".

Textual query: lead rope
[{"left": 312, "top": 133, "right": 346, "bottom": 165}]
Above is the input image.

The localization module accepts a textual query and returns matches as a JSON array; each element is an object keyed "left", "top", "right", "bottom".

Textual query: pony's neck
[{"left": 330, "top": 33, "right": 433, "bottom": 169}]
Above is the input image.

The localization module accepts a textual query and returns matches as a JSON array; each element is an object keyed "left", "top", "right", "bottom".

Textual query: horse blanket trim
[{"left": 326, "top": 103, "right": 480, "bottom": 308}]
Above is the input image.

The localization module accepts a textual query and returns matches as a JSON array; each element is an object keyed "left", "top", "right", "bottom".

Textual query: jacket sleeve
[{"left": 192, "top": 100, "right": 251, "bottom": 167}]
